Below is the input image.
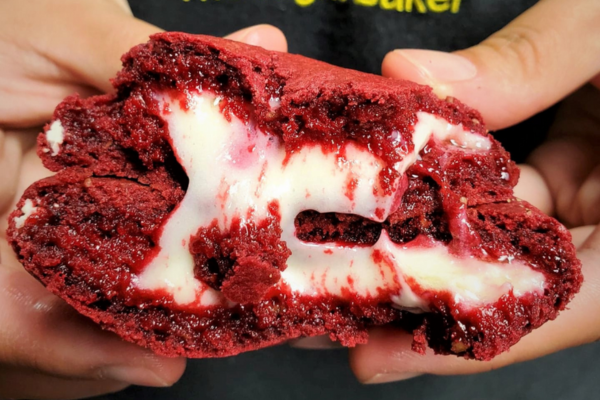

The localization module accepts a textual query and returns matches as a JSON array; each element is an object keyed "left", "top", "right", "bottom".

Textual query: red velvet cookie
[{"left": 7, "top": 33, "right": 582, "bottom": 360}]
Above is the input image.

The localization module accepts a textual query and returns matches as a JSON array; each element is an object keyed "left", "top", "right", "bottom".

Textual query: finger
[
  {"left": 112, "top": 0, "right": 133, "bottom": 15},
  {"left": 0, "top": 81, "right": 101, "bottom": 129},
  {"left": 29, "top": 1, "right": 287, "bottom": 94},
  {"left": 0, "top": 142, "right": 52, "bottom": 238},
  {"left": 382, "top": 0, "right": 600, "bottom": 130},
  {"left": 571, "top": 225, "right": 596, "bottom": 249},
  {"left": 528, "top": 85, "right": 600, "bottom": 227},
  {"left": 350, "top": 224, "right": 600, "bottom": 383},
  {"left": 226, "top": 24, "right": 288, "bottom": 53},
  {"left": 513, "top": 164, "right": 553, "bottom": 215},
  {"left": 289, "top": 335, "right": 344, "bottom": 350},
  {"left": 0, "top": 0, "right": 153, "bottom": 127},
  {"left": 577, "top": 165, "right": 600, "bottom": 225},
  {"left": 528, "top": 140, "right": 597, "bottom": 227},
  {"left": 0, "top": 129, "right": 36, "bottom": 216},
  {"left": 0, "top": 366, "right": 128, "bottom": 400},
  {"left": 0, "top": 266, "right": 186, "bottom": 388},
  {"left": 1, "top": 0, "right": 287, "bottom": 127},
  {"left": 0, "top": 23, "right": 287, "bottom": 128},
  {"left": 580, "top": 223, "right": 600, "bottom": 252},
  {"left": 14, "top": 0, "right": 162, "bottom": 93}
]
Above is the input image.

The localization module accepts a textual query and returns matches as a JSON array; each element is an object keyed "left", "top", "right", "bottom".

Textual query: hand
[
  {"left": 349, "top": 0, "right": 600, "bottom": 383},
  {"left": 0, "top": 1, "right": 287, "bottom": 398}
]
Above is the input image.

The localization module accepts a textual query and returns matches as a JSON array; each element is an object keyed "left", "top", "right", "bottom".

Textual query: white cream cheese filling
[
  {"left": 46, "top": 120, "right": 65, "bottom": 156},
  {"left": 135, "top": 92, "right": 545, "bottom": 309},
  {"left": 14, "top": 199, "right": 38, "bottom": 229}
]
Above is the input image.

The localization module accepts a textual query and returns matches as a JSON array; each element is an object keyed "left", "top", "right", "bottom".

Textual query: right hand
[
  {"left": 0, "top": 1, "right": 287, "bottom": 398},
  {"left": 351, "top": 0, "right": 600, "bottom": 384}
]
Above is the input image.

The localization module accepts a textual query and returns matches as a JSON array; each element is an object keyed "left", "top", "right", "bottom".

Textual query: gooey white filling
[
  {"left": 14, "top": 199, "right": 38, "bottom": 229},
  {"left": 46, "top": 120, "right": 64, "bottom": 156},
  {"left": 135, "top": 93, "right": 545, "bottom": 310}
]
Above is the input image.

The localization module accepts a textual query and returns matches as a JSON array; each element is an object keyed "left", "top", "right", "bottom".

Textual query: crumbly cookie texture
[{"left": 8, "top": 33, "right": 582, "bottom": 360}]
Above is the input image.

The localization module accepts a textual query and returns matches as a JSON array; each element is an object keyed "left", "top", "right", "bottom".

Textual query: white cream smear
[
  {"left": 136, "top": 93, "right": 546, "bottom": 310},
  {"left": 46, "top": 120, "right": 65, "bottom": 156},
  {"left": 14, "top": 199, "right": 38, "bottom": 229}
]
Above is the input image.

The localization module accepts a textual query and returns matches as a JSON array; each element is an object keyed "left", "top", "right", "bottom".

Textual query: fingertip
[
  {"left": 514, "top": 164, "right": 554, "bottom": 215},
  {"left": 96, "top": 23, "right": 287, "bottom": 93},
  {"left": 580, "top": 224, "right": 600, "bottom": 253},
  {"left": 349, "top": 327, "right": 417, "bottom": 384},
  {"left": 113, "top": 0, "right": 133, "bottom": 15},
  {"left": 85, "top": 330, "right": 188, "bottom": 387},
  {"left": 289, "top": 335, "right": 343, "bottom": 349},
  {"left": 145, "top": 354, "right": 187, "bottom": 387},
  {"left": 252, "top": 25, "right": 288, "bottom": 53},
  {"left": 382, "top": 46, "right": 526, "bottom": 130},
  {"left": 570, "top": 225, "right": 596, "bottom": 249},
  {"left": 381, "top": 50, "right": 437, "bottom": 90},
  {"left": 77, "top": 15, "right": 163, "bottom": 93},
  {"left": 362, "top": 371, "right": 423, "bottom": 385},
  {"left": 576, "top": 165, "right": 600, "bottom": 225},
  {"left": 381, "top": 51, "right": 410, "bottom": 80},
  {"left": 382, "top": 49, "right": 477, "bottom": 100},
  {"left": 101, "top": 354, "right": 186, "bottom": 388},
  {"left": 227, "top": 24, "right": 288, "bottom": 52},
  {"left": 349, "top": 326, "right": 522, "bottom": 382},
  {"left": 383, "top": 49, "right": 514, "bottom": 128}
]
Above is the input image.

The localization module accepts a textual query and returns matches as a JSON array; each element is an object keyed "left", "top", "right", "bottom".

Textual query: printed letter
[
  {"left": 427, "top": 0, "right": 450, "bottom": 12},
  {"left": 451, "top": 0, "right": 461, "bottom": 13},
  {"left": 354, "top": 0, "right": 379, "bottom": 6},
  {"left": 380, "top": 0, "right": 397, "bottom": 10},
  {"left": 296, "top": 0, "right": 317, "bottom": 7}
]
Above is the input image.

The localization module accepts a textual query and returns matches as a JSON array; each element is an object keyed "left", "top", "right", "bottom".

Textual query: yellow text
[{"left": 295, "top": 0, "right": 461, "bottom": 13}]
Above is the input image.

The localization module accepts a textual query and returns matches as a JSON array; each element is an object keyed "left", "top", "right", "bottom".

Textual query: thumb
[
  {"left": 0, "top": 0, "right": 287, "bottom": 127},
  {"left": 0, "top": 262, "right": 187, "bottom": 398},
  {"left": 20, "top": 1, "right": 287, "bottom": 93},
  {"left": 76, "top": 22, "right": 287, "bottom": 92},
  {"left": 5, "top": 0, "right": 159, "bottom": 94},
  {"left": 382, "top": 0, "right": 600, "bottom": 130}
]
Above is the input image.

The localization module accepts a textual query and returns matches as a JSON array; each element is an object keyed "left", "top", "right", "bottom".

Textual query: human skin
[{"left": 0, "top": 1, "right": 287, "bottom": 398}]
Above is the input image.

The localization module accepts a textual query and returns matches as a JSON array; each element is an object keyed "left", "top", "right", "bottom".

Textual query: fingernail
[
  {"left": 363, "top": 371, "right": 423, "bottom": 384},
  {"left": 395, "top": 50, "right": 477, "bottom": 83},
  {"left": 230, "top": 26, "right": 263, "bottom": 46},
  {"left": 392, "top": 50, "right": 477, "bottom": 99},
  {"left": 289, "top": 335, "right": 344, "bottom": 349},
  {"left": 101, "top": 366, "right": 172, "bottom": 387}
]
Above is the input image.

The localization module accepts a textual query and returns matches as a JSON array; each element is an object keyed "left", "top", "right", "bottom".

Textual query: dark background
[
  {"left": 96, "top": 342, "right": 600, "bottom": 400},
  {"left": 95, "top": 1, "right": 596, "bottom": 399}
]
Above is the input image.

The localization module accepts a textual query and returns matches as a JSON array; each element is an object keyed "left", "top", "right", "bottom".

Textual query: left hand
[{"left": 0, "top": 0, "right": 287, "bottom": 398}]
